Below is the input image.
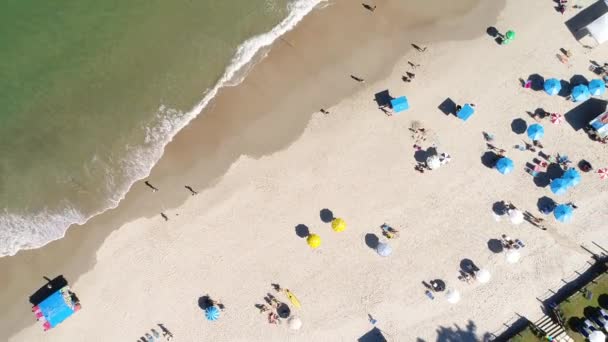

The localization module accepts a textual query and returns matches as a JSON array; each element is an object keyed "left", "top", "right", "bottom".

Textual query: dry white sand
[{"left": 9, "top": 0, "right": 608, "bottom": 341}]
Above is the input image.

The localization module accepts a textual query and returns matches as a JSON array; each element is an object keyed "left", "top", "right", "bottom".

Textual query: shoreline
[{"left": 3, "top": 0, "right": 583, "bottom": 340}]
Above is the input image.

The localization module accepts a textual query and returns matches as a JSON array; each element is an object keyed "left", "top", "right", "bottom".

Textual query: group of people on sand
[
  {"left": 255, "top": 284, "right": 296, "bottom": 326},
  {"left": 137, "top": 324, "right": 173, "bottom": 342},
  {"left": 143, "top": 181, "right": 198, "bottom": 221}
]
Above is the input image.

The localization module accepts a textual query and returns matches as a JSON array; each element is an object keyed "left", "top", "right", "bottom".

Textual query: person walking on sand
[
  {"left": 408, "top": 61, "right": 420, "bottom": 69},
  {"left": 362, "top": 3, "right": 376, "bottom": 12},
  {"left": 350, "top": 75, "right": 365, "bottom": 83},
  {"left": 185, "top": 185, "right": 198, "bottom": 195},
  {"left": 161, "top": 213, "right": 169, "bottom": 221},
  {"left": 320, "top": 108, "right": 329, "bottom": 115},
  {"left": 145, "top": 181, "right": 159, "bottom": 192}
]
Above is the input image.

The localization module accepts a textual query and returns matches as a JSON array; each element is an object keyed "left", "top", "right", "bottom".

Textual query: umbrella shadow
[
  {"left": 547, "top": 163, "right": 565, "bottom": 180},
  {"left": 570, "top": 74, "right": 589, "bottom": 86},
  {"left": 527, "top": 74, "right": 545, "bottom": 91},
  {"left": 481, "top": 151, "right": 499, "bottom": 169},
  {"left": 487, "top": 239, "right": 504, "bottom": 253},
  {"left": 320, "top": 209, "right": 334, "bottom": 223},
  {"left": 364, "top": 233, "right": 379, "bottom": 249},
  {"left": 198, "top": 295, "right": 213, "bottom": 310},
  {"left": 511, "top": 118, "right": 528, "bottom": 134},
  {"left": 492, "top": 201, "right": 507, "bottom": 216},
  {"left": 374, "top": 90, "right": 394, "bottom": 108},
  {"left": 295, "top": 224, "right": 310, "bottom": 238},
  {"left": 459, "top": 258, "right": 479, "bottom": 274},
  {"left": 486, "top": 26, "right": 499, "bottom": 38},
  {"left": 558, "top": 80, "right": 571, "bottom": 97},
  {"left": 532, "top": 172, "right": 551, "bottom": 188}
]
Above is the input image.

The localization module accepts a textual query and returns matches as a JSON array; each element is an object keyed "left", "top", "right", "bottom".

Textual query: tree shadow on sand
[{"left": 424, "top": 320, "right": 493, "bottom": 342}]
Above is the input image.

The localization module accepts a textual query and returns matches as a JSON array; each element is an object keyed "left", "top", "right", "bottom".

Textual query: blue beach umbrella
[
  {"left": 205, "top": 306, "right": 220, "bottom": 321},
  {"left": 496, "top": 157, "right": 514, "bottom": 175},
  {"left": 571, "top": 84, "right": 591, "bottom": 102},
  {"left": 588, "top": 79, "right": 606, "bottom": 96},
  {"left": 550, "top": 178, "right": 569, "bottom": 195},
  {"left": 544, "top": 78, "right": 561, "bottom": 95},
  {"left": 554, "top": 204, "right": 573, "bottom": 223},
  {"left": 527, "top": 123, "right": 545, "bottom": 140},
  {"left": 563, "top": 168, "right": 581, "bottom": 187}
]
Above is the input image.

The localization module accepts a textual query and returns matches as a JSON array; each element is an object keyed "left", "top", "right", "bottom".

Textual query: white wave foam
[{"left": 0, "top": 0, "right": 325, "bottom": 257}]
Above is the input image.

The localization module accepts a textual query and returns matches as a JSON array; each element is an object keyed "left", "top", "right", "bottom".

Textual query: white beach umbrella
[
  {"left": 508, "top": 209, "right": 524, "bottom": 225},
  {"left": 376, "top": 242, "right": 392, "bottom": 257},
  {"left": 475, "top": 269, "right": 491, "bottom": 284},
  {"left": 445, "top": 289, "right": 461, "bottom": 304},
  {"left": 505, "top": 249, "right": 521, "bottom": 264},
  {"left": 589, "top": 330, "right": 606, "bottom": 342},
  {"left": 288, "top": 316, "right": 302, "bottom": 330},
  {"left": 426, "top": 155, "right": 441, "bottom": 170}
]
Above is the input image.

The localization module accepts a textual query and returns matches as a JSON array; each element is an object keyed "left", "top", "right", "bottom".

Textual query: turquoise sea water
[{"left": 0, "top": 0, "right": 321, "bottom": 256}]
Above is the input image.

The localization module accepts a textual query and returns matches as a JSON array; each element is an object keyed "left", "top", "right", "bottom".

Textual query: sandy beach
[{"left": 3, "top": 0, "right": 608, "bottom": 340}]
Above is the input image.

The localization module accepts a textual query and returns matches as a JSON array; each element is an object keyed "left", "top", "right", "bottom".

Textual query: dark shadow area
[
  {"left": 565, "top": 98, "right": 607, "bottom": 131},
  {"left": 564, "top": 1, "right": 608, "bottom": 41},
  {"left": 599, "top": 294, "right": 608, "bottom": 309},
  {"left": 364, "top": 233, "right": 379, "bottom": 249},
  {"left": 374, "top": 90, "right": 393, "bottom": 108},
  {"left": 486, "top": 26, "right": 498, "bottom": 37},
  {"left": 559, "top": 80, "right": 571, "bottom": 97},
  {"left": 567, "top": 316, "right": 583, "bottom": 334},
  {"left": 295, "top": 224, "right": 309, "bottom": 238},
  {"left": 434, "top": 320, "right": 493, "bottom": 342},
  {"left": 546, "top": 163, "right": 565, "bottom": 180},
  {"left": 414, "top": 150, "right": 428, "bottom": 163},
  {"left": 29, "top": 275, "right": 68, "bottom": 306},
  {"left": 481, "top": 151, "right": 499, "bottom": 168},
  {"left": 492, "top": 201, "right": 507, "bottom": 216},
  {"left": 537, "top": 196, "right": 556, "bottom": 214},
  {"left": 511, "top": 118, "right": 528, "bottom": 134},
  {"left": 527, "top": 73, "right": 545, "bottom": 91},
  {"left": 460, "top": 259, "right": 479, "bottom": 274},
  {"left": 492, "top": 317, "right": 532, "bottom": 341},
  {"left": 583, "top": 306, "right": 599, "bottom": 320},
  {"left": 276, "top": 303, "right": 291, "bottom": 318},
  {"left": 320, "top": 209, "right": 334, "bottom": 223},
  {"left": 438, "top": 98, "right": 457, "bottom": 116},
  {"left": 358, "top": 327, "right": 387, "bottom": 342},
  {"left": 487, "top": 239, "right": 504, "bottom": 253},
  {"left": 198, "top": 295, "right": 213, "bottom": 310},
  {"left": 570, "top": 74, "right": 589, "bottom": 86},
  {"left": 532, "top": 172, "right": 551, "bottom": 188}
]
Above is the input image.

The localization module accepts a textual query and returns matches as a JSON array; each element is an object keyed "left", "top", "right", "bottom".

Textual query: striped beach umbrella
[
  {"left": 598, "top": 168, "right": 608, "bottom": 180},
  {"left": 572, "top": 84, "right": 591, "bottom": 102},
  {"left": 496, "top": 157, "right": 514, "bottom": 175},
  {"left": 544, "top": 78, "right": 561, "bottom": 95},
  {"left": 589, "top": 79, "right": 606, "bottom": 96},
  {"left": 550, "top": 113, "right": 564, "bottom": 124},
  {"left": 527, "top": 123, "right": 545, "bottom": 140},
  {"left": 554, "top": 204, "right": 574, "bottom": 223}
]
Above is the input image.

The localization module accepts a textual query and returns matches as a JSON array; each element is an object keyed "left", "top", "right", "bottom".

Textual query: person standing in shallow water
[{"left": 145, "top": 181, "right": 159, "bottom": 192}]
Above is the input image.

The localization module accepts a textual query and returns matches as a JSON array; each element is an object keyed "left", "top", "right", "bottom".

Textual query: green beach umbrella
[{"left": 505, "top": 30, "right": 515, "bottom": 40}]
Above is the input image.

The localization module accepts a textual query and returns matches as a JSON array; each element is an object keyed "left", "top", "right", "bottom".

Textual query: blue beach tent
[
  {"left": 495, "top": 157, "right": 514, "bottom": 175},
  {"left": 543, "top": 78, "right": 561, "bottom": 96},
  {"left": 589, "top": 79, "right": 606, "bottom": 96},
  {"left": 390, "top": 96, "right": 409, "bottom": 113},
  {"left": 457, "top": 104, "right": 475, "bottom": 121},
  {"left": 554, "top": 204, "right": 573, "bottom": 223},
  {"left": 572, "top": 84, "right": 591, "bottom": 102},
  {"left": 37, "top": 287, "right": 77, "bottom": 328},
  {"left": 527, "top": 123, "right": 545, "bottom": 140}
]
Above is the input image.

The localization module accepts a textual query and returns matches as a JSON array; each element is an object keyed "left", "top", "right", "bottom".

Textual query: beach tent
[
  {"left": 572, "top": 84, "right": 591, "bottom": 102},
  {"left": 35, "top": 286, "right": 78, "bottom": 329},
  {"left": 527, "top": 123, "right": 545, "bottom": 140},
  {"left": 563, "top": 168, "right": 581, "bottom": 187},
  {"left": 508, "top": 209, "right": 524, "bottom": 225},
  {"left": 495, "top": 157, "right": 514, "bottom": 175},
  {"left": 505, "top": 249, "right": 521, "bottom": 264},
  {"left": 544, "top": 78, "right": 562, "bottom": 95},
  {"left": 554, "top": 204, "right": 574, "bottom": 223},
  {"left": 550, "top": 178, "right": 570, "bottom": 195},
  {"left": 475, "top": 269, "right": 491, "bottom": 284},
  {"left": 390, "top": 96, "right": 409, "bottom": 113},
  {"left": 457, "top": 104, "right": 475, "bottom": 121},
  {"left": 586, "top": 12, "right": 608, "bottom": 44},
  {"left": 589, "top": 79, "right": 606, "bottom": 96},
  {"left": 445, "top": 289, "right": 461, "bottom": 304}
]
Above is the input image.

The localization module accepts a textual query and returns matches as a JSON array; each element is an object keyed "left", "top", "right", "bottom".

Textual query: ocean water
[{"left": 0, "top": 0, "right": 323, "bottom": 256}]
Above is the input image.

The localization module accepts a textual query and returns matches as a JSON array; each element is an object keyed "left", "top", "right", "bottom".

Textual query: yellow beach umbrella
[
  {"left": 284, "top": 289, "right": 301, "bottom": 309},
  {"left": 331, "top": 218, "right": 346, "bottom": 232},
  {"left": 307, "top": 234, "right": 321, "bottom": 248}
]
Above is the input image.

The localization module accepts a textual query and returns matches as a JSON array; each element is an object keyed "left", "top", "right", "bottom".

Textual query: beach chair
[
  {"left": 457, "top": 104, "right": 475, "bottom": 121},
  {"left": 390, "top": 96, "right": 409, "bottom": 114}
]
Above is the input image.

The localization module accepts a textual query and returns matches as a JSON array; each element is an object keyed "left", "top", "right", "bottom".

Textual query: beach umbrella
[
  {"left": 550, "top": 113, "right": 564, "bottom": 124},
  {"left": 376, "top": 242, "right": 392, "bottom": 257},
  {"left": 550, "top": 178, "right": 569, "bottom": 195},
  {"left": 331, "top": 218, "right": 346, "bottom": 232},
  {"left": 589, "top": 79, "right": 606, "bottom": 96},
  {"left": 554, "top": 204, "right": 573, "bottom": 223},
  {"left": 288, "top": 316, "right": 302, "bottom": 330},
  {"left": 589, "top": 330, "right": 606, "bottom": 342},
  {"left": 563, "top": 168, "right": 581, "bottom": 187},
  {"left": 598, "top": 168, "right": 608, "bottom": 180},
  {"left": 527, "top": 124, "right": 545, "bottom": 140},
  {"left": 445, "top": 289, "right": 461, "bottom": 304},
  {"left": 496, "top": 157, "right": 514, "bottom": 175},
  {"left": 543, "top": 78, "right": 562, "bottom": 96},
  {"left": 508, "top": 209, "right": 524, "bottom": 225},
  {"left": 505, "top": 30, "right": 515, "bottom": 40},
  {"left": 572, "top": 84, "right": 591, "bottom": 102},
  {"left": 426, "top": 155, "right": 441, "bottom": 170},
  {"left": 475, "top": 269, "right": 491, "bottom": 284},
  {"left": 505, "top": 249, "right": 521, "bottom": 264},
  {"left": 307, "top": 234, "right": 321, "bottom": 249},
  {"left": 205, "top": 306, "right": 220, "bottom": 321}
]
